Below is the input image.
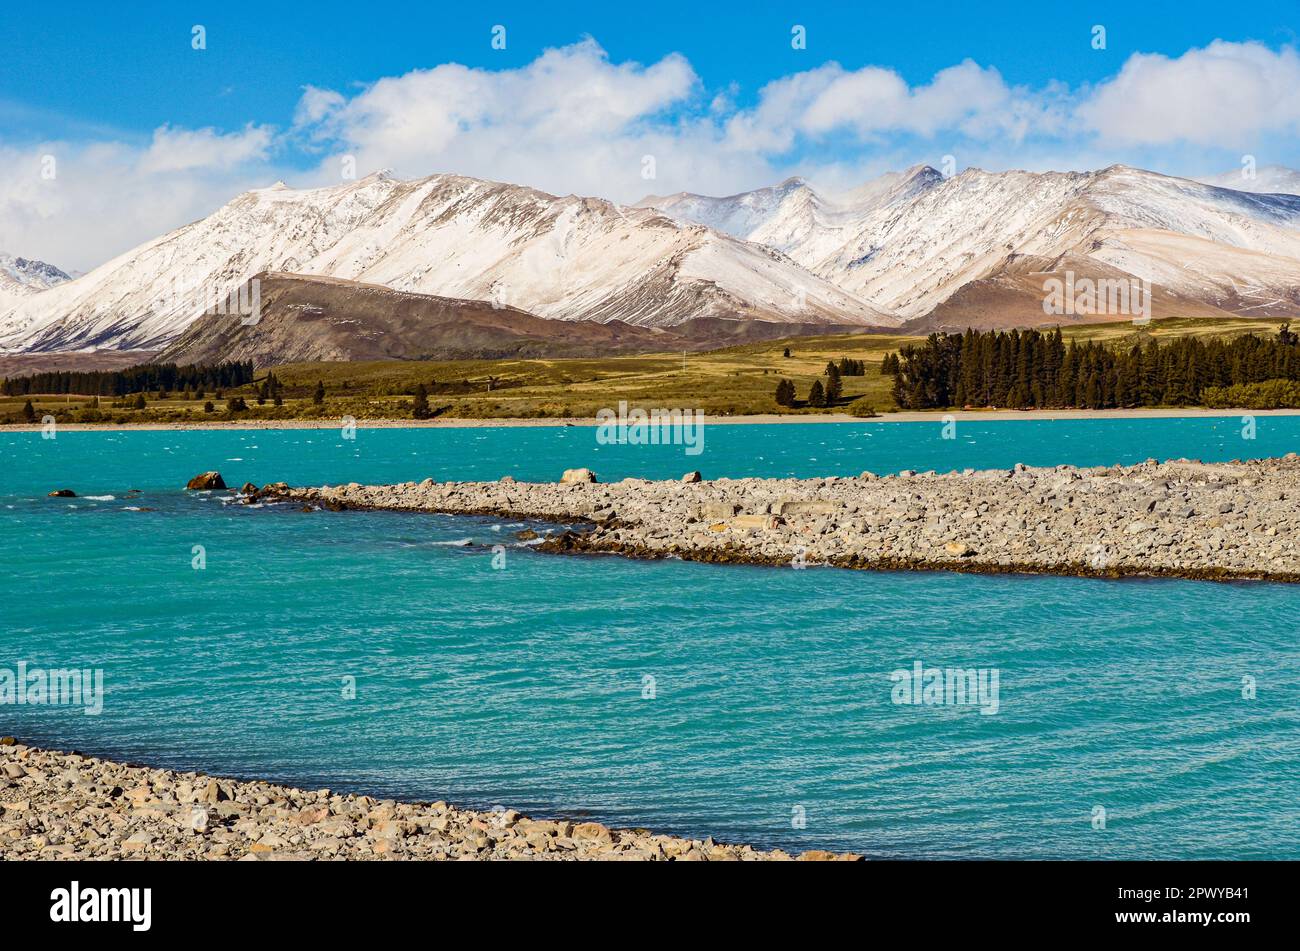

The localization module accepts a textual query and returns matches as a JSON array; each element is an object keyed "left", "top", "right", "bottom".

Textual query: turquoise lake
[{"left": 3, "top": 416, "right": 1300, "bottom": 858}]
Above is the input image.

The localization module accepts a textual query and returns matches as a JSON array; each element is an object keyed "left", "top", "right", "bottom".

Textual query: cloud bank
[{"left": 3, "top": 38, "right": 1299, "bottom": 272}]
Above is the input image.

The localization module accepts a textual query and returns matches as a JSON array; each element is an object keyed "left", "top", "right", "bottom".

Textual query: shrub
[{"left": 848, "top": 397, "right": 879, "bottom": 418}]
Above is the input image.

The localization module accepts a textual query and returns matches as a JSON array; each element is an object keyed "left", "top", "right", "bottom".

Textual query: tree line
[
  {"left": 1, "top": 361, "right": 256, "bottom": 397},
  {"left": 887, "top": 325, "right": 1300, "bottom": 410}
]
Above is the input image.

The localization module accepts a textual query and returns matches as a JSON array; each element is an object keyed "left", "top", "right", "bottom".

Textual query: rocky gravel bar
[
  {"left": 0, "top": 740, "right": 848, "bottom": 860},
  {"left": 256, "top": 454, "right": 1300, "bottom": 582}
]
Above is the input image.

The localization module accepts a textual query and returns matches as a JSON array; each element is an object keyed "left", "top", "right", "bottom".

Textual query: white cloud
[
  {"left": 1078, "top": 41, "right": 1300, "bottom": 145},
  {"left": 136, "top": 123, "right": 274, "bottom": 174},
  {"left": 749, "top": 59, "right": 1052, "bottom": 144},
  {"left": 294, "top": 44, "right": 1067, "bottom": 201}
]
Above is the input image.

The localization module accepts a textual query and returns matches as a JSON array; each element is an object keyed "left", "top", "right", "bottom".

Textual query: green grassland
[{"left": 2, "top": 317, "right": 1293, "bottom": 425}]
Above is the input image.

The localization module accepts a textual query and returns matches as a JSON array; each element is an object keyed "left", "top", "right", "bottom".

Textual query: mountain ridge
[{"left": 645, "top": 164, "right": 1300, "bottom": 327}]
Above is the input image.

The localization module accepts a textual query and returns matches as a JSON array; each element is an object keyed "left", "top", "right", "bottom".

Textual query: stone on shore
[
  {"left": 560, "top": 468, "right": 598, "bottom": 484},
  {"left": 681, "top": 471, "right": 703, "bottom": 483},
  {"left": 0, "top": 740, "right": 818, "bottom": 862},
  {"left": 186, "top": 471, "right": 227, "bottom": 491}
]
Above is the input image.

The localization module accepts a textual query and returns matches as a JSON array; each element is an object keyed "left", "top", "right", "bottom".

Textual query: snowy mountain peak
[
  {"left": 0, "top": 253, "right": 71, "bottom": 316},
  {"left": 0, "top": 253, "right": 70, "bottom": 288}
]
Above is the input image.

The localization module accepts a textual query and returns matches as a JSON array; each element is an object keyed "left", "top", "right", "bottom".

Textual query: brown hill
[{"left": 158, "top": 273, "right": 885, "bottom": 367}]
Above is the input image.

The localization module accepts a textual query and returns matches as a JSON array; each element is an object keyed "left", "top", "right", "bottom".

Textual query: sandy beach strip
[{"left": 5, "top": 406, "right": 1300, "bottom": 432}]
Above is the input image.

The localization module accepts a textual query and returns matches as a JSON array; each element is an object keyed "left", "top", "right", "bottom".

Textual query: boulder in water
[
  {"left": 186, "top": 471, "right": 227, "bottom": 491},
  {"left": 47, "top": 489, "right": 76, "bottom": 498}
]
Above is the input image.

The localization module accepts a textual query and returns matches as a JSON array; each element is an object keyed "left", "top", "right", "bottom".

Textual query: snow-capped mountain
[
  {"left": 1199, "top": 165, "right": 1300, "bottom": 197},
  {"left": 645, "top": 165, "right": 1300, "bottom": 323},
  {"left": 7, "top": 163, "right": 1300, "bottom": 355},
  {"left": 0, "top": 172, "right": 896, "bottom": 352},
  {"left": 0, "top": 253, "right": 70, "bottom": 312}
]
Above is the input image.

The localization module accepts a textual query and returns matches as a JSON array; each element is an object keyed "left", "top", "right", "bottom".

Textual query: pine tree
[
  {"left": 412, "top": 384, "right": 432, "bottom": 419},
  {"left": 824, "top": 365, "right": 843, "bottom": 404},
  {"left": 312, "top": 381, "right": 325, "bottom": 405},
  {"left": 774, "top": 379, "right": 796, "bottom": 407},
  {"left": 22, "top": 399, "right": 36, "bottom": 422},
  {"left": 807, "top": 379, "right": 826, "bottom": 408}
]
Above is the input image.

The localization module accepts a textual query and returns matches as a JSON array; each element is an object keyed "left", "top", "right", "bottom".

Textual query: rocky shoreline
[
  {"left": 253, "top": 455, "right": 1300, "bottom": 583},
  {"left": 0, "top": 740, "right": 848, "bottom": 861}
]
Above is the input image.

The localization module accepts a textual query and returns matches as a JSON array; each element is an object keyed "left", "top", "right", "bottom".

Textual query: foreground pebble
[{"left": 0, "top": 741, "right": 850, "bottom": 861}]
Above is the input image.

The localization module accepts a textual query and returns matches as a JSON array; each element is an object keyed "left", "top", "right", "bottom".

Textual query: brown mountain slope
[
  {"left": 908, "top": 253, "right": 1242, "bottom": 333},
  {"left": 158, "top": 273, "right": 885, "bottom": 367}
]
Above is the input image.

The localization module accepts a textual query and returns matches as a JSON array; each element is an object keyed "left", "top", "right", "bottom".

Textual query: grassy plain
[{"left": 2, "top": 317, "right": 1292, "bottom": 425}]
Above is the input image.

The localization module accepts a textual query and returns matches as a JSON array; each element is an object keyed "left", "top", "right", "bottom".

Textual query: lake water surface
[{"left": 3, "top": 417, "right": 1298, "bottom": 858}]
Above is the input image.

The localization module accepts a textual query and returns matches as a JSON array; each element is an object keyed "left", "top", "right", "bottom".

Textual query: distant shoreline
[{"left": 5, "top": 406, "right": 1298, "bottom": 432}]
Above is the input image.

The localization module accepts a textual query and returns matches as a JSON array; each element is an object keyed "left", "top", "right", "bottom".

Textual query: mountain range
[
  {"left": 2, "top": 163, "right": 1299, "bottom": 364},
  {"left": 644, "top": 164, "right": 1300, "bottom": 327}
]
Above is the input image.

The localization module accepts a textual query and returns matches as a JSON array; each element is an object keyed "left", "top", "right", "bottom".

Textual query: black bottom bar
[{"left": 0, "top": 859, "right": 1284, "bottom": 938}]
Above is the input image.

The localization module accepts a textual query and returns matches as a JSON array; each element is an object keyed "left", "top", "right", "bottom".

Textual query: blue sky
[
  {"left": 1, "top": 1, "right": 1298, "bottom": 269},
  {"left": 3, "top": 1, "right": 1296, "bottom": 137}
]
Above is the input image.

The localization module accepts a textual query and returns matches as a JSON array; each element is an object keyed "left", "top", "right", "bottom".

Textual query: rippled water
[{"left": 3, "top": 418, "right": 1299, "bottom": 858}]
